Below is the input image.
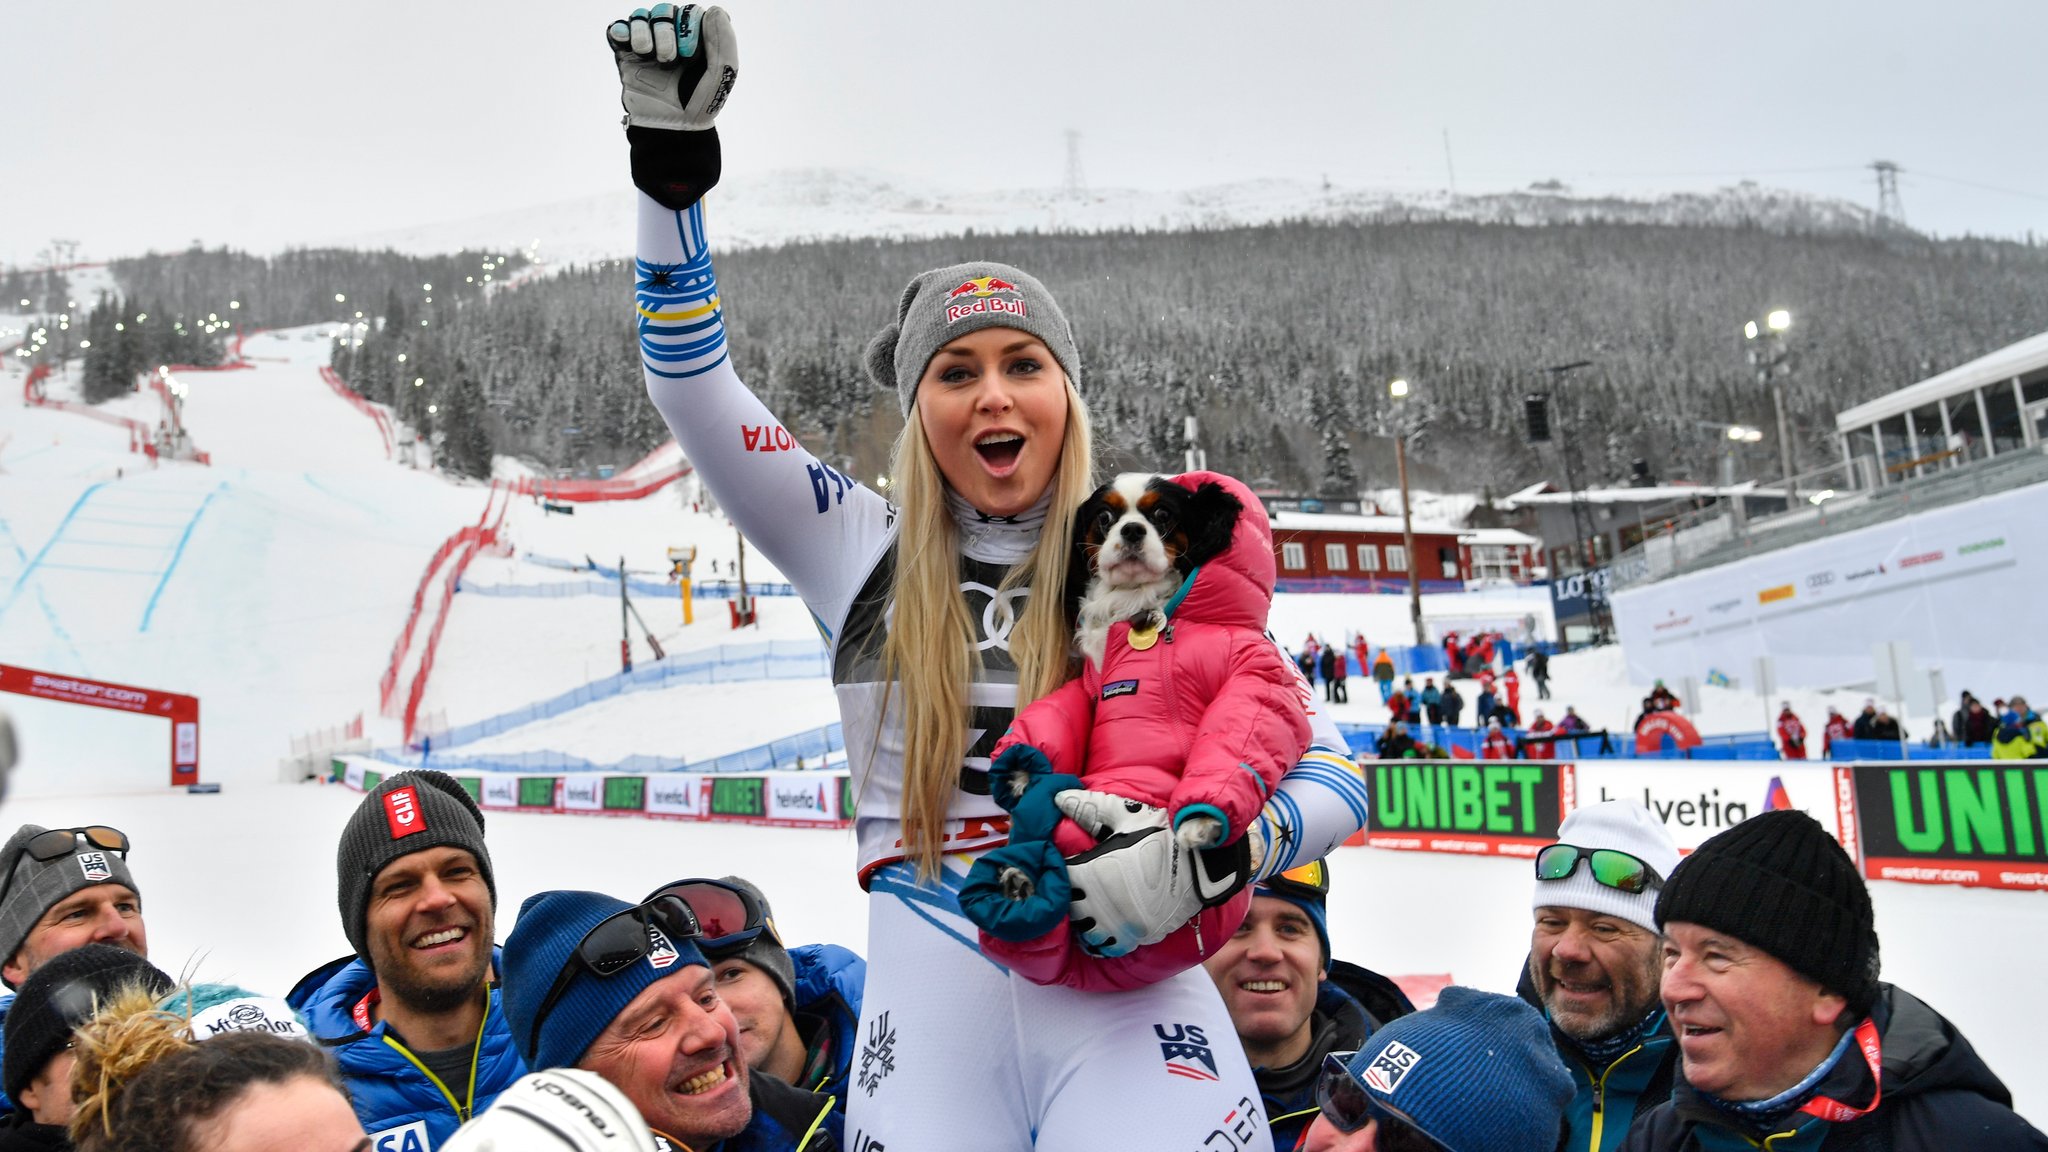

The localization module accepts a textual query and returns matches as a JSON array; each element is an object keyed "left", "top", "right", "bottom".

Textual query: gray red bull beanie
[
  {"left": 336, "top": 770, "right": 496, "bottom": 959},
  {"left": 863, "top": 261, "right": 1082, "bottom": 416}
]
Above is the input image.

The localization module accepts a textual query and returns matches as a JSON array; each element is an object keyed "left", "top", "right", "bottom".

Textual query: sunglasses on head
[
  {"left": 1316, "top": 1053, "right": 1446, "bottom": 1146},
  {"left": 6, "top": 827, "right": 129, "bottom": 886},
  {"left": 527, "top": 895, "right": 704, "bottom": 1058},
  {"left": 641, "top": 877, "right": 777, "bottom": 955},
  {"left": 1534, "top": 843, "right": 1663, "bottom": 894},
  {"left": 1264, "top": 859, "right": 1328, "bottom": 901}
]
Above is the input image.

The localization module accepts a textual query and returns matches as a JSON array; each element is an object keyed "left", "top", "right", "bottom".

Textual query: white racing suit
[{"left": 636, "top": 192, "right": 1371, "bottom": 1151}]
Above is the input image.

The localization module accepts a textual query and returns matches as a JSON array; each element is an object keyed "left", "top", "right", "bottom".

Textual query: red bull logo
[{"left": 944, "top": 276, "right": 1028, "bottom": 324}]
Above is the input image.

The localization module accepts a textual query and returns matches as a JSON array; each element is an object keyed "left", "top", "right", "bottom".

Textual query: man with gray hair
[
  {"left": 1518, "top": 800, "right": 1681, "bottom": 1152},
  {"left": 0, "top": 824, "right": 149, "bottom": 1113}
]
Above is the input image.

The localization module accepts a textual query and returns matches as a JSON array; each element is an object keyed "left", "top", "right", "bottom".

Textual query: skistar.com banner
[{"left": 1852, "top": 762, "right": 2048, "bottom": 891}]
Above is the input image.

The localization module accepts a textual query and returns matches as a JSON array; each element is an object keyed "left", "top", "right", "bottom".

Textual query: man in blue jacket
[
  {"left": 1521, "top": 800, "right": 1681, "bottom": 1152},
  {"left": 288, "top": 770, "right": 526, "bottom": 1150}
]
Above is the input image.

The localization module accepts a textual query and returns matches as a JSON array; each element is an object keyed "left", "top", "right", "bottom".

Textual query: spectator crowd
[{"left": 1, "top": 771, "right": 2040, "bottom": 1151}]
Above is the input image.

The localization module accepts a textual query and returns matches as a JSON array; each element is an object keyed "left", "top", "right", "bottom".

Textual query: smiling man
[
  {"left": 0, "top": 823, "right": 150, "bottom": 1114},
  {"left": 501, "top": 890, "right": 841, "bottom": 1152},
  {"left": 1622, "top": 810, "right": 2046, "bottom": 1151},
  {"left": 1203, "top": 862, "right": 1413, "bottom": 1152},
  {"left": 288, "top": 771, "right": 526, "bottom": 1150},
  {"left": 1518, "top": 801, "right": 1681, "bottom": 1152}
]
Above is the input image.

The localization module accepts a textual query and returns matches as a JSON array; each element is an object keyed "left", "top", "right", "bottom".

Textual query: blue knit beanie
[
  {"left": 502, "top": 890, "right": 709, "bottom": 1071},
  {"left": 1340, "top": 986, "right": 1571, "bottom": 1152}
]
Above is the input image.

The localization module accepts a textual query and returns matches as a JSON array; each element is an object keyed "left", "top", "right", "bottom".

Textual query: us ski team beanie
[
  {"left": 712, "top": 875, "right": 796, "bottom": 1009},
  {"left": 863, "top": 261, "right": 1082, "bottom": 417},
  {"left": 1254, "top": 867, "right": 1332, "bottom": 970},
  {"left": 501, "top": 890, "right": 711, "bottom": 1071},
  {"left": 336, "top": 770, "right": 497, "bottom": 960},
  {"left": 1340, "top": 986, "right": 1571, "bottom": 1152},
  {"left": 0, "top": 824, "right": 142, "bottom": 983},
  {"left": 1532, "top": 800, "right": 1679, "bottom": 935},
  {"left": 4, "top": 943, "right": 172, "bottom": 1102},
  {"left": 1656, "top": 809, "right": 1880, "bottom": 1015}
]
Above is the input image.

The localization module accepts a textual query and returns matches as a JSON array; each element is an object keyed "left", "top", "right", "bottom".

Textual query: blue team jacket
[{"left": 288, "top": 952, "right": 527, "bottom": 1151}]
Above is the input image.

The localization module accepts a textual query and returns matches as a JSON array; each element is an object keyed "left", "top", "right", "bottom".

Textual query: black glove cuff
[
  {"left": 1194, "top": 836, "right": 1251, "bottom": 909},
  {"left": 627, "top": 124, "right": 722, "bottom": 212}
]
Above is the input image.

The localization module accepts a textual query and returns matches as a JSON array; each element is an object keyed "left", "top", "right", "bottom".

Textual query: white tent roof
[
  {"left": 1269, "top": 510, "right": 1462, "bottom": 536},
  {"left": 1835, "top": 328, "right": 2048, "bottom": 432}
]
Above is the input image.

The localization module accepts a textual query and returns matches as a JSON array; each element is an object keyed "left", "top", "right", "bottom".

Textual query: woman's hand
[
  {"left": 1056, "top": 791, "right": 1247, "bottom": 957},
  {"left": 607, "top": 4, "right": 739, "bottom": 132}
]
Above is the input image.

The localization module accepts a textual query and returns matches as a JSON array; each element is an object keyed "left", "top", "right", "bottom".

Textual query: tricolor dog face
[{"left": 1069, "top": 473, "right": 1243, "bottom": 665}]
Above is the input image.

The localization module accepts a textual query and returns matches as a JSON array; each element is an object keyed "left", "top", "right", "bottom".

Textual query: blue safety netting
[
  {"left": 1826, "top": 738, "right": 1992, "bottom": 761},
  {"left": 461, "top": 577, "right": 797, "bottom": 600},
  {"left": 369, "top": 721, "right": 846, "bottom": 776},
  {"left": 1338, "top": 723, "right": 1781, "bottom": 761},
  {"left": 412, "top": 640, "right": 827, "bottom": 753}
]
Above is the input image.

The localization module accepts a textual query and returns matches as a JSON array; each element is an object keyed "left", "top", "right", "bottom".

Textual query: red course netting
[
  {"left": 511, "top": 439, "right": 692, "bottom": 503},
  {"left": 381, "top": 483, "right": 511, "bottom": 741},
  {"left": 317, "top": 365, "right": 396, "bottom": 459}
]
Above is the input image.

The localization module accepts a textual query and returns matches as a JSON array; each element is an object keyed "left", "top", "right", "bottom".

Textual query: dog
[{"left": 1058, "top": 472, "right": 1246, "bottom": 854}]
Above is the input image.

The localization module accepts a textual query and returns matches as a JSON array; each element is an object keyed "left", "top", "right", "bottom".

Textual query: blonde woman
[{"left": 609, "top": 7, "right": 1369, "bottom": 1148}]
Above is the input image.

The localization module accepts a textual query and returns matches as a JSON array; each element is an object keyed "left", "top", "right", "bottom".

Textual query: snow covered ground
[{"left": 3, "top": 297, "right": 2045, "bottom": 1124}]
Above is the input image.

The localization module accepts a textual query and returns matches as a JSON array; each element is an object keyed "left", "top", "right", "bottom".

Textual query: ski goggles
[
  {"left": 641, "top": 877, "right": 779, "bottom": 955},
  {"left": 1315, "top": 1051, "right": 1444, "bottom": 1144},
  {"left": 1534, "top": 844, "right": 1664, "bottom": 894},
  {"left": 1260, "top": 859, "right": 1328, "bottom": 902},
  {"left": 526, "top": 895, "right": 705, "bottom": 1058}
]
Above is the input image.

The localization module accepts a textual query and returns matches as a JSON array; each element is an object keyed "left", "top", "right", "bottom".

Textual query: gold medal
[{"left": 1127, "top": 626, "right": 1160, "bottom": 651}]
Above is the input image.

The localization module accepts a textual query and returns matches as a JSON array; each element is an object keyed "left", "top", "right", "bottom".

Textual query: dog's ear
[
  {"left": 1065, "top": 487, "right": 1110, "bottom": 621},
  {"left": 1183, "top": 481, "right": 1243, "bottom": 566}
]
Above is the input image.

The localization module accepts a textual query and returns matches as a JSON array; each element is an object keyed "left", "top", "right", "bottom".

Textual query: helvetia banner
[
  {"left": 1854, "top": 762, "right": 2048, "bottom": 890},
  {"left": 1366, "top": 761, "right": 1565, "bottom": 857},
  {"left": 1571, "top": 762, "right": 1851, "bottom": 854}
]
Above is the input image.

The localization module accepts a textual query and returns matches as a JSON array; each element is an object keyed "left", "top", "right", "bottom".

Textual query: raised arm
[{"left": 611, "top": 5, "right": 893, "bottom": 623}]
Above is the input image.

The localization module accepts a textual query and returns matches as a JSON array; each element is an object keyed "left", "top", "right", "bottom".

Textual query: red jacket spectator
[
  {"left": 1777, "top": 706, "right": 1807, "bottom": 760},
  {"left": 1822, "top": 709, "right": 1853, "bottom": 758},
  {"left": 1481, "top": 722, "right": 1516, "bottom": 760},
  {"left": 1387, "top": 690, "right": 1409, "bottom": 724},
  {"left": 1525, "top": 714, "right": 1556, "bottom": 759},
  {"left": 1502, "top": 669, "right": 1521, "bottom": 715}
]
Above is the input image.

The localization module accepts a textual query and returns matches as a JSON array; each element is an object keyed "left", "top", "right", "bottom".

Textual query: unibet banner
[
  {"left": 711, "top": 777, "right": 766, "bottom": 819},
  {"left": 604, "top": 776, "right": 646, "bottom": 812},
  {"left": 518, "top": 777, "right": 558, "bottom": 808},
  {"left": 1367, "top": 761, "right": 1563, "bottom": 857},
  {"left": 1854, "top": 763, "right": 2048, "bottom": 891},
  {"left": 1572, "top": 762, "right": 1850, "bottom": 854}
]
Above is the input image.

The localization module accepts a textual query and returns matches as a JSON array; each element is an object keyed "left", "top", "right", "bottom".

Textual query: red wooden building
[{"left": 1267, "top": 509, "right": 1467, "bottom": 588}]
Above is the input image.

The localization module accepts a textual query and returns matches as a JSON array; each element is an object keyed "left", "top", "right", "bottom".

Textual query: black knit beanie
[
  {"left": 336, "top": 770, "right": 496, "bottom": 959},
  {"left": 714, "top": 875, "right": 795, "bottom": 1009},
  {"left": 1656, "top": 810, "right": 1880, "bottom": 1014},
  {"left": 4, "top": 943, "right": 172, "bottom": 1102}
]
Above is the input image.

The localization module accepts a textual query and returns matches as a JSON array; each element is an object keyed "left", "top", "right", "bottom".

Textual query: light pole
[
  {"left": 1389, "top": 378, "right": 1425, "bottom": 647},
  {"left": 1718, "top": 423, "right": 1764, "bottom": 531},
  {"left": 1745, "top": 309, "right": 1796, "bottom": 501}
]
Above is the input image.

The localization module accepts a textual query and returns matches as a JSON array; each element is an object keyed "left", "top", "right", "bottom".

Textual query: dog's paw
[
  {"left": 1000, "top": 866, "right": 1037, "bottom": 902},
  {"left": 1175, "top": 815, "right": 1224, "bottom": 850}
]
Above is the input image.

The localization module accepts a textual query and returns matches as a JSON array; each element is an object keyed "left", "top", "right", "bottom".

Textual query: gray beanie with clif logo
[
  {"left": 863, "top": 262, "right": 1082, "bottom": 417},
  {"left": 336, "top": 770, "right": 497, "bottom": 960}
]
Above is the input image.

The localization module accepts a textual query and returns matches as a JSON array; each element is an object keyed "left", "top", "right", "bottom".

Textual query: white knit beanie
[{"left": 1531, "top": 800, "right": 1679, "bottom": 934}]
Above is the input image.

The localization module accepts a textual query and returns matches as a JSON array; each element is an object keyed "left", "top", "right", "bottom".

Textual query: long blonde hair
[{"left": 883, "top": 380, "right": 1095, "bottom": 878}]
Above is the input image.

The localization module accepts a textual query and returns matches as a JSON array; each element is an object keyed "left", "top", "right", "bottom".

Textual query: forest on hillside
[{"left": 30, "top": 219, "right": 2048, "bottom": 490}]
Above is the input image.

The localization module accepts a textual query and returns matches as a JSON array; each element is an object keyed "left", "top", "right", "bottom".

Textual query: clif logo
[{"left": 383, "top": 786, "right": 426, "bottom": 839}]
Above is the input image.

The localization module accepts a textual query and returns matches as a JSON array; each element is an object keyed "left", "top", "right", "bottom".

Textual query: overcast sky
[{"left": 5, "top": 1, "right": 2046, "bottom": 265}]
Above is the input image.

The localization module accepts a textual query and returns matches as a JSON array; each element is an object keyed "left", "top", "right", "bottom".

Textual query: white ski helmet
[{"left": 442, "top": 1068, "right": 662, "bottom": 1152}]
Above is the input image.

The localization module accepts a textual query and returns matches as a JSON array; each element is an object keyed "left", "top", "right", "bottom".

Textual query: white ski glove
[
  {"left": 607, "top": 4, "right": 739, "bottom": 132},
  {"left": 1057, "top": 791, "right": 1249, "bottom": 957},
  {"left": 442, "top": 1069, "right": 661, "bottom": 1152}
]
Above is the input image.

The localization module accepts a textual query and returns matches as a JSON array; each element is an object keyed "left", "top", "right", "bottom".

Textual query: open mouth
[
  {"left": 1239, "top": 980, "right": 1288, "bottom": 994},
  {"left": 1554, "top": 977, "right": 1610, "bottom": 997},
  {"left": 974, "top": 431, "right": 1024, "bottom": 469},
  {"left": 1677, "top": 1023, "right": 1723, "bottom": 1040},
  {"left": 676, "top": 1060, "right": 733, "bottom": 1096}
]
